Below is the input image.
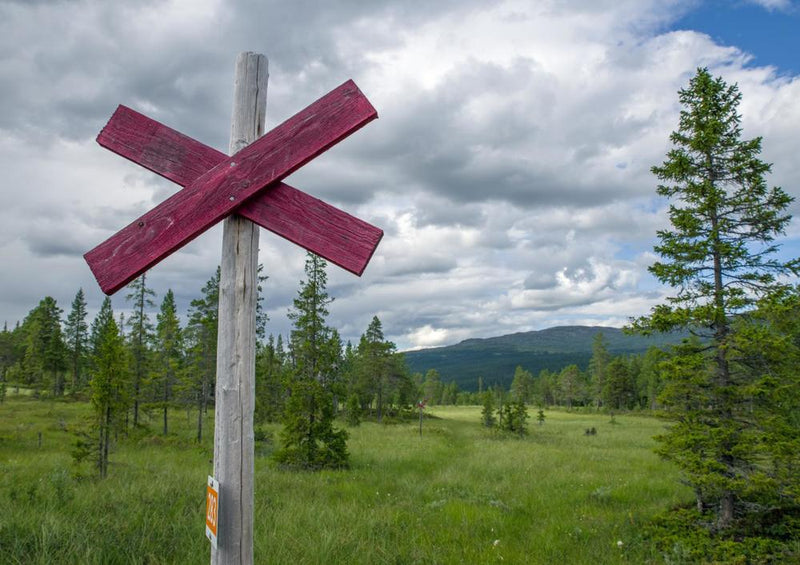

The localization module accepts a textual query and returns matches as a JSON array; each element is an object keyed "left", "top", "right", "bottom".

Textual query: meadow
[{"left": 0, "top": 394, "right": 691, "bottom": 564}]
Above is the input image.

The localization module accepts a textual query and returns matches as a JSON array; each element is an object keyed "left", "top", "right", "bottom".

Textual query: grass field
[{"left": 0, "top": 394, "right": 691, "bottom": 564}]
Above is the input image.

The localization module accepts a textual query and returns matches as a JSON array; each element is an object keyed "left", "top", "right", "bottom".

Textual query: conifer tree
[
  {"left": 64, "top": 288, "right": 89, "bottom": 394},
  {"left": 354, "top": 316, "right": 402, "bottom": 421},
  {"left": 20, "top": 296, "right": 66, "bottom": 395},
  {"left": 344, "top": 392, "right": 361, "bottom": 427},
  {"left": 125, "top": 273, "right": 156, "bottom": 427},
  {"left": 730, "top": 288, "right": 800, "bottom": 511},
  {"left": 154, "top": 289, "right": 182, "bottom": 436},
  {"left": 276, "top": 253, "right": 348, "bottom": 470},
  {"left": 255, "top": 334, "right": 287, "bottom": 424},
  {"left": 601, "top": 357, "right": 636, "bottom": 411},
  {"left": 184, "top": 267, "right": 220, "bottom": 442},
  {"left": 0, "top": 322, "right": 13, "bottom": 390},
  {"left": 631, "top": 68, "right": 799, "bottom": 527},
  {"left": 89, "top": 298, "right": 129, "bottom": 478}
]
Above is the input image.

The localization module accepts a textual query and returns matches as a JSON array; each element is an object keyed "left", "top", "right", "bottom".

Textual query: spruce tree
[
  {"left": 154, "top": 289, "right": 182, "bottom": 436},
  {"left": 731, "top": 288, "right": 800, "bottom": 511},
  {"left": 89, "top": 298, "right": 129, "bottom": 478},
  {"left": 64, "top": 288, "right": 89, "bottom": 394},
  {"left": 255, "top": 334, "right": 287, "bottom": 424},
  {"left": 276, "top": 253, "right": 348, "bottom": 470},
  {"left": 354, "top": 316, "right": 397, "bottom": 422},
  {"left": 0, "top": 322, "right": 12, "bottom": 390},
  {"left": 601, "top": 357, "right": 635, "bottom": 411},
  {"left": 184, "top": 267, "right": 220, "bottom": 442},
  {"left": 20, "top": 296, "right": 66, "bottom": 395},
  {"left": 631, "top": 68, "right": 799, "bottom": 527},
  {"left": 125, "top": 273, "right": 156, "bottom": 427}
]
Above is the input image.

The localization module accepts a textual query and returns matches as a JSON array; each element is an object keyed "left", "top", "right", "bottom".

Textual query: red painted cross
[{"left": 85, "top": 80, "right": 382, "bottom": 295}]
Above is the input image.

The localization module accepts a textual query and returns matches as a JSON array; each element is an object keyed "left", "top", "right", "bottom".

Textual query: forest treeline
[{"left": 0, "top": 274, "right": 675, "bottom": 426}]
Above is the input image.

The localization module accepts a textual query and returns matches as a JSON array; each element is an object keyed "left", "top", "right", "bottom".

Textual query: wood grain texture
[
  {"left": 212, "top": 52, "right": 265, "bottom": 565},
  {"left": 238, "top": 184, "right": 382, "bottom": 276},
  {"left": 94, "top": 105, "right": 382, "bottom": 276},
  {"left": 85, "top": 78, "right": 378, "bottom": 295}
]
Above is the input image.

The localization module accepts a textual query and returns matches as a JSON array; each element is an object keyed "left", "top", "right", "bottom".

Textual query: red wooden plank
[
  {"left": 96, "top": 104, "right": 221, "bottom": 186},
  {"left": 96, "top": 105, "right": 383, "bottom": 276},
  {"left": 238, "top": 184, "right": 382, "bottom": 276},
  {"left": 85, "top": 80, "right": 378, "bottom": 294}
]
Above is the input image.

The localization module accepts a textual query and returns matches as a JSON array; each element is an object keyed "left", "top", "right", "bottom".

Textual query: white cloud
[
  {"left": 0, "top": 0, "right": 797, "bottom": 351},
  {"left": 745, "top": 0, "right": 793, "bottom": 11}
]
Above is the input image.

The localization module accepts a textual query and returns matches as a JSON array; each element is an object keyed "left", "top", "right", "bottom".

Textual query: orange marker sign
[{"left": 206, "top": 476, "right": 219, "bottom": 548}]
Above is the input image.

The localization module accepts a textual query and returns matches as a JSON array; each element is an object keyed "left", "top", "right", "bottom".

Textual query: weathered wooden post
[
  {"left": 212, "top": 51, "right": 268, "bottom": 565},
  {"left": 83, "top": 52, "right": 382, "bottom": 565}
]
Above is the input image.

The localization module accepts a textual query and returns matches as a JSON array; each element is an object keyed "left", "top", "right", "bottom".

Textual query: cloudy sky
[{"left": 1, "top": 0, "right": 799, "bottom": 351}]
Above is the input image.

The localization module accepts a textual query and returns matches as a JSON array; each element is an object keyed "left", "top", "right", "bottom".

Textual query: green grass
[{"left": 0, "top": 395, "right": 691, "bottom": 564}]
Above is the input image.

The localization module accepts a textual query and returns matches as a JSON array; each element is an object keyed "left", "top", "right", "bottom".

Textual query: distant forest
[{"left": 404, "top": 325, "right": 687, "bottom": 391}]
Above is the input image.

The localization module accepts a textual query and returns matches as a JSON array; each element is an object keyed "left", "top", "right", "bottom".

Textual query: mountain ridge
[{"left": 402, "top": 325, "right": 684, "bottom": 391}]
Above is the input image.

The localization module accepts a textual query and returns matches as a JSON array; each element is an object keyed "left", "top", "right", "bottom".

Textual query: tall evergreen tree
[
  {"left": 287, "top": 254, "right": 340, "bottom": 385},
  {"left": 64, "top": 288, "right": 89, "bottom": 394},
  {"left": 601, "top": 356, "right": 636, "bottom": 411},
  {"left": 89, "top": 298, "right": 129, "bottom": 478},
  {"left": 730, "top": 288, "right": 800, "bottom": 511},
  {"left": 184, "top": 267, "right": 220, "bottom": 442},
  {"left": 154, "top": 290, "right": 182, "bottom": 436},
  {"left": 276, "top": 253, "right": 348, "bottom": 470},
  {"left": 20, "top": 296, "right": 66, "bottom": 395},
  {"left": 354, "top": 316, "right": 399, "bottom": 422},
  {"left": 0, "top": 322, "right": 13, "bottom": 386},
  {"left": 125, "top": 273, "right": 156, "bottom": 427},
  {"left": 255, "top": 334, "right": 287, "bottom": 424},
  {"left": 631, "top": 68, "right": 799, "bottom": 527},
  {"left": 637, "top": 346, "right": 668, "bottom": 410}
]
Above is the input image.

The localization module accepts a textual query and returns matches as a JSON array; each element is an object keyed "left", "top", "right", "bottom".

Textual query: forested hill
[{"left": 402, "top": 325, "right": 684, "bottom": 391}]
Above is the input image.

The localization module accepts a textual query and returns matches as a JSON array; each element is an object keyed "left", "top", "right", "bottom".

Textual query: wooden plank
[
  {"left": 95, "top": 105, "right": 382, "bottom": 276},
  {"left": 238, "top": 184, "right": 381, "bottom": 276},
  {"left": 211, "top": 52, "right": 265, "bottom": 565},
  {"left": 85, "top": 79, "right": 378, "bottom": 295},
  {"left": 96, "top": 104, "right": 222, "bottom": 186}
]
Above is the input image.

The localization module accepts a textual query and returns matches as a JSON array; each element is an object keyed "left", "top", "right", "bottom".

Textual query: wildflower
[
  {"left": 617, "top": 540, "right": 624, "bottom": 548},
  {"left": 493, "top": 539, "right": 500, "bottom": 547}
]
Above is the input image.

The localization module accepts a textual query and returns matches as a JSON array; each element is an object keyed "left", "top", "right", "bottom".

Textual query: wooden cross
[
  {"left": 86, "top": 76, "right": 381, "bottom": 294},
  {"left": 84, "top": 53, "right": 381, "bottom": 564}
]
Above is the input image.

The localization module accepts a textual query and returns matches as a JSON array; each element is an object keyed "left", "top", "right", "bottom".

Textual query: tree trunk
[{"left": 719, "top": 492, "right": 735, "bottom": 528}]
